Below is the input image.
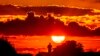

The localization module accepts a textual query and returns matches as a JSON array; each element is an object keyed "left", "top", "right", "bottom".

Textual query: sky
[{"left": 0, "top": 0, "right": 100, "bottom": 9}]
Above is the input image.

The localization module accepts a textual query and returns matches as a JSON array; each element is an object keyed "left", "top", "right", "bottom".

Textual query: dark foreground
[{"left": 0, "top": 38, "right": 100, "bottom": 56}]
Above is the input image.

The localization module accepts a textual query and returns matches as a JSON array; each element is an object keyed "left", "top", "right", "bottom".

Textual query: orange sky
[{"left": 0, "top": 0, "right": 100, "bottom": 9}]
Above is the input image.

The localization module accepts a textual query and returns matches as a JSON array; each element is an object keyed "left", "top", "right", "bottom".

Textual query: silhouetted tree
[
  {"left": 0, "top": 38, "right": 17, "bottom": 56},
  {"left": 36, "top": 52, "right": 43, "bottom": 56},
  {"left": 52, "top": 40, "right": 84, "bottom": 56}
]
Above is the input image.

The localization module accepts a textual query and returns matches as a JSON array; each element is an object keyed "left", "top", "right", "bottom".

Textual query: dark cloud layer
[
  {"left": 80, "top": 0, "right": 100, "bottom": 3},
  {"left": 0, "top": 0, "right": 100, "bottom": 9},
  {"left": 94, "top": 0, "right": 100, "bottom": 3}
]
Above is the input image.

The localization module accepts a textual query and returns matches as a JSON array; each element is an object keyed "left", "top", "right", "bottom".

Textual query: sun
[{"left": 51, "top": 36, "right": 65, "bottom": 43}]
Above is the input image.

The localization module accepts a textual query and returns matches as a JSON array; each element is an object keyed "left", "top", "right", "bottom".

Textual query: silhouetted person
[
  {"left": 0, "top": 38, "right": 17, "bottom": 56},
  {"left": 47, "top": 43, "right": 52, "bottom": 56}
]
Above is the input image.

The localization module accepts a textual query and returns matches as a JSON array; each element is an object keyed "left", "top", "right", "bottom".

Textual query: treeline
[
  {"left": 0, "top": 12, "right": 100, "bottom": 36},
  {"left": 51, "top": 40, "right": 100, "bottom": 56}
]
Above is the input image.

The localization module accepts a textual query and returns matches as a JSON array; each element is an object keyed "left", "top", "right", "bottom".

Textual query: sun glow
[{"left": 51, "top": 36, "right": 65, "bottom": 43}]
